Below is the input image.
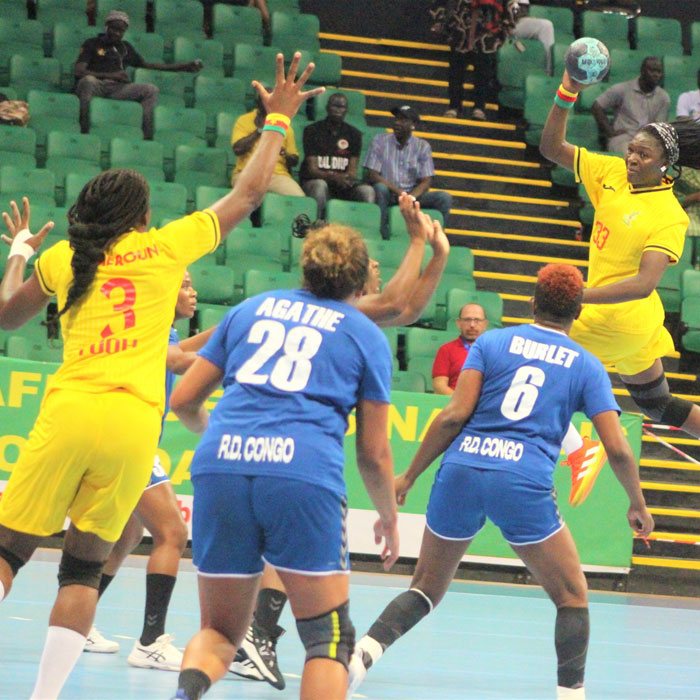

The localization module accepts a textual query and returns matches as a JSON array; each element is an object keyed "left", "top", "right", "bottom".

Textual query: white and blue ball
[{"left": 564, "top": 37, "right": 610, "bottom": 85}]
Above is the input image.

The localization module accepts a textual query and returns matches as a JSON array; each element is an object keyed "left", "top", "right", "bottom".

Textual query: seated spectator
[
  {"left": 591, "top": 56, "right": 668, "bottom": 154},
  {"left": 231, "top": 91, "right": 304, "bottom": 196},
  {"left": 512, "top": 0, "right": 554, "bottom": 76},
  {"left": 363, "top": 104, "right": 452, "bottom": 239},
  {"left": 677, "top": 69, "right": 700, "bottom": 122},
  {"left": 300, "top": 92, "right": 375, "bottom": 217},
  {"left": 432, "top": 303, "right": 487, "bottom": 395},
  {"left": 75, "top": 11, "right": 203, "bottom": 139}
]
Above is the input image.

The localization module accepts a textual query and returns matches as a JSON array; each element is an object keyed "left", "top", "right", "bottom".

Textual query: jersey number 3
[
  {"left": 500, "top": 366, "right": 545, "bottom": 420},
  {"left": 236, "top": 319, "right": 323, "bottom": 392}
]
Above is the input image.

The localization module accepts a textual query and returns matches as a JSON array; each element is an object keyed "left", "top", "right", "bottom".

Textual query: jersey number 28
[
  {"left": 500, "top": 366, "right": 545, "bottom": 420},
  {"left": 235, "top": 319, "right": 322, "bottom": 392}
]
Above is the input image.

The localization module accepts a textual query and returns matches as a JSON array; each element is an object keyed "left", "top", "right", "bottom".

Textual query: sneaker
[
  {"left": 229, "top": 647, "right": 265, "bottom": 681},
  {"left": 564, "top": 436, "right": 607, "bottom": 507},
  {"left": 471, "top": 108, "right": 487, "bottom": 121},
  {"left": 127, "top": 633, "right": 183, "bottom": 671},
  {"left": 84, "top": 626, "right": 119, "bottom": 653},
  {"left": 443, "top": 108, "right": 458, "bottom": 118},
  {"left": 346, "top": 648, "right": 369, "bottom": 698},
  {"left": 233, "top": 621, "right": 285, "bottom": 690}
]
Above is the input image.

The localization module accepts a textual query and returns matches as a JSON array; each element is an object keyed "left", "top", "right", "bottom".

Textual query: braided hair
[
  {"left": 638, "top": 118, "right": 700, "bottom": 173},
  {"left": 59, "top": 169, "right": 149, "bottom": 317}
]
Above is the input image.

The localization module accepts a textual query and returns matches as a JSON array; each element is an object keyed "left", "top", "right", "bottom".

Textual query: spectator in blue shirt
[{"left": 363, "top": 105, "right": 452, "bottom": 239}]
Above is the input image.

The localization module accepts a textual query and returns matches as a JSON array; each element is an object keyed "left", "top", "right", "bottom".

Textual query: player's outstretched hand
[
  {"left": 561, "top": 68, "right": 588, "bottom": 95},
  {"left": 398, "top": 192, "right": 431, "bottom": 243},
  {"left": 253, "top": 52, "right": 325, "bottom": 121},
  {"left": 1, "top": 197, "right": 54, "bottom": 253},
  {"left": 374, "top": 517, "right": 400, "bottom": 571},
  {"left": 628, "top": 504, "right": 654, "bottom": 538},
  {"left": 395, "top": 471, "right": 415, "bottom": 506}
]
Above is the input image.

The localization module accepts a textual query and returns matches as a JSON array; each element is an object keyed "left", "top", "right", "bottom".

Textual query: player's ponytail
[{"left": 59, "top": 169, "right": 149, "bottom": 318}]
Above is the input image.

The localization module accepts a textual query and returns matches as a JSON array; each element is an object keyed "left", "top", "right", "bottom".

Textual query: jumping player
[
  {"left": 346, "top": 263, "right": 654, "bottom": 700},
  {"left": 540, "top": 72, "right": 700, "bottom": 442},
  {"left": 0, "top": 53, "right": 322, "bottom": 699},
  {"left": 169, "top": 224, "right": 400, "bottom": 700}
]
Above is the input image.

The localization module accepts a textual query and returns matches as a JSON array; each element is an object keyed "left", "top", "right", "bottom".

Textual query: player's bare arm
[{"left": 170, "top": 356, "right": 224, "bottom": 434}]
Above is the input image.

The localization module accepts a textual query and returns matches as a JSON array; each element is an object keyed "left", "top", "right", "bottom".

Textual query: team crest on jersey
[
  {"left": 98, "top": 48, "right": 106, "bottom": 56},
  {"left": 602, "top": 184, "right": 615, "bottom": 191},
  {"left": 337, "top": 138, "right": 349, "bottom": 150},
  {"left": 623, "top": 211, "right": 642, "bottom": 226}
]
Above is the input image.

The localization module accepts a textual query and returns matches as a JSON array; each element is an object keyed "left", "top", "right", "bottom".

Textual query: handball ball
[{"left": 564, "top": 37, "right": 610, "bottom": 85}]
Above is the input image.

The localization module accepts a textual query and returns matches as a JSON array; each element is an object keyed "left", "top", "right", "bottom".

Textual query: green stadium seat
[
  {"left": 657, "top": 243, "right": 693, "bottom": 313},
  {"left": 196, "top": 303, "right": 230, "bottom": 331},
  {"left": 365, "top": 239, "right": 409, "bottom": 270},
  {"left": 27, "top": 90, "right": 81, "bottom": 151},
  {"left": 9, "top": 55, "right": 61, "bottom": 100},
  {"left": 214, "top": 111, "right": 245, "bottom": 168},
  {"left": 173, "top": 145, "right": 229, "bottom": 203},
  {"left": 1, "top": 2, "right": 30, "bottom": 21},
  {"left": 31, "top": 205, "right": 70, "bottom": 239},
  {"left": 446, "top": 289, "right": 503, "bottom": 329},
  {"left": 192, "top": 264, "right": 236, "bottom": 304},
  {"left": 681, "top": 297, "right": 700, "bottom": 354},
  {"left": 530, "top": 5, "right": 574, "bottom": 43},
  {"left": 64, "top": 171, "right": 97, "bottom": 208},
  {"left": 133, "top": 68, "right": 190, "bottom": 108},
  {"left": 194, "top": 186, "right": 230, "bottom": 212},
  {"left": 405, "top": 356, "right": 436, "bottom": 391},
  {"left": 606, "top": 48, "right": 642, "bottom": 84},
  {"left": 173, "top": 37, "right": 225, "bottom": 79},
  {"left": 636, "top": 17, "right": 683, "bottom": 57},
  {"left": 1, "top": 166, "right": 56, "bottom": 208},
  {"left": 576, "top": 82, "right": 607, "bottom": 114},
  {"left": 232, "top": 44, "right": 284, "bottom": 101},
  {"left": 270, "top": 12, "right": 320, "bottom": 53},
  {"left": 581, "top": 10, "right": 630, "bottom": 51},
  {"left": 497, "top": 39, "right": 547, "bottom": 110},
  {"left": 0, "top": 19, "right": 45, "bottom": 84},
  {"left": 681, "top": 269, "right": 700, "bottom": 301},
  {"left": 97, "top": 0, "right": 148, "bottom": 33},
  {"left": 392, "top": 370, "right": 427, "bottom": 393},
  {"left": 153, "top": 105, "right": 208, "bottom": 164},
  {"left": 0, "top": 126, "right": 37, "bottom": 169},
  {"left": 388, "top": 207, "right": 444, "bottom": 240},
  {"left": 524, "top": 75, "right": 561, "bottom": 145},
  {"left": 243, "top": 269, "right": 300, "bottom": 299},
  {"left": 109, "top": 137, "right": 166, "bottom": 182},
  {"left": 194, "top": 77, "right": 246, "bottom": 129},
  {"left": 153, "top": 0, "right": 205, "bottom": 43},
  {"left": 88, "top": 97, "right": 144, "bottom": 151},
  {"left": 45, "top": 131, "right": 102, "bottom": 201},
  {"left": 434, "top": 275, "right": 477, "bottom": 329},
  {"left": 325, "top": 200, "right": 381, "bottom": 238},
  {"left": 6, "top": 335, "right": 63, "bottom": 363},
  {"left": 259, "top": 192, "right": 317, "bottom": 229},
  {"left": 126, "top": 31, "right": 166, "bottom": 64},
  {"left": 307, "top": 51, "right": 342, "bottom": 87},
  {"left": 149, "top": 181, "right": 189, "bottom": 221},
  {"left": 212, "top": 5, "right": 264, "bottom": 55},
  {"left": 663, "top": 56, "right": 699, "bottom": 97},
  {"left": 52, "top": 22, "right": 96, "bottom": 90},
  {"left": 173, "top": 315, "right": 190, "bottom": 339},
  {"left": 268, "top": 0, "right": 300, "bottom": 11},
  {"left": 692, "top": 22, "right": 700, "bottom": 56},
  {"left": 36, "top": 0, "right": 86, "bottom": 39},
  {"left": 404, "top": 327, "right": 454, "bottom": 362},
  {"left": 224, "top": 227, "right": 284, "bottom": 268}
]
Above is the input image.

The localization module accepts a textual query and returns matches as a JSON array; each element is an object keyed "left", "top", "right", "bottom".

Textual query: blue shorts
[
  {"left": 426, "top": 462, "right": 564, "bottom": 546},
  {"left": 145, "top": 454, "right": 170, "bottom": 490},
  {"left": 192, "top": 473, "right": 349, "bottom": 576}
]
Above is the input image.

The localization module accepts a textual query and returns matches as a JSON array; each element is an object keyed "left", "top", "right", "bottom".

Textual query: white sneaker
[
  {"left": 127, "top": 633, "right": 183, "bottom": 671},
  {"left": 346, "top": 648, "right": 368, "bottom": 698},
  {"left": 84, "top": 626, "right": 119, "bottom": 653}
]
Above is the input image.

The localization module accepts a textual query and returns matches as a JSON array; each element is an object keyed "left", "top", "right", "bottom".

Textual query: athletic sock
[
  {"left": 555, "top": 606, "right": 589, "bottom": 689},
  {"left": 177, "top": 668, "right": 211, "bottom": 700},
  {"left": 363, "top": 588, "right": 433, "bottom": 665},
  {"left": 29, "top": 625, "right": 86, "bottom": 699},
  {"left": 557, "top": 686, "right": 585, "bottom": 699},
  {"left": 254, "top": 588, "right": 288, "bottom": 634},
  {"left": 140, "top": 573, "right": 177, "bottom": 646},
  {"left": 562, "top": 423, "right": 584, "bottom": 455},
  {"left": 98, "top": 573, "right": 114, "bottom": 599}
]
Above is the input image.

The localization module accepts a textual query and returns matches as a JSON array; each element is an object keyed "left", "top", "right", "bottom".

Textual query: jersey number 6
[{"left": 500, "top": 365, "right": 545, "bottom": 421}]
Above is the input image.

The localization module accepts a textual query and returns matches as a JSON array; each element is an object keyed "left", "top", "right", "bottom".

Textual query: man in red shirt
[{"left": 432, "top": 303, "right": 487, "bottom": 394}]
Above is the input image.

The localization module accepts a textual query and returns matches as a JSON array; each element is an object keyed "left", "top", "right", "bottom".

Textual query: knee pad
[
  {"left": 0, "top": 545, "right": 27, "bottom": 576},
  {"left": 660, "top": 397, "right": 694, "bottom": 428},
  {"left": 623, "top": 375, "right": 671, "bottom": 422},
  {"left": 296, "top": 600, "right": 355, "bottom": 670},
  {"left": 57, "top": 551, "right": 104, "bottom": 590}
]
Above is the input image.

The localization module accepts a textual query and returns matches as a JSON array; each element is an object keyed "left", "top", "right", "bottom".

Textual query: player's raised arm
[{"left": 208, "top": 53, "right": 324, "bottom": 237}]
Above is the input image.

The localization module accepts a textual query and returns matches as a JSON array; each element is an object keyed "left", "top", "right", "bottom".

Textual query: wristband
[
  {"left": 8, "top": 228, "right": 35, "bottom": 262},
  {"left": 557, "top": 84, "right": 578, "bottom": 100},
  {"left": 262, "top": 124, "right": 287, "bottom": 136},
  {"left": 555, "top": 84, "right": 578, "bottom": 110},
  {"left": 266, "top": 112, "right": 291, "bottom": 128}
]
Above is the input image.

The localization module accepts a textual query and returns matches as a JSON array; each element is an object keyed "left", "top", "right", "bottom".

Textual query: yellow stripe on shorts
[{"left": 329, "top": 610, "right": 340, "bottom": 659}]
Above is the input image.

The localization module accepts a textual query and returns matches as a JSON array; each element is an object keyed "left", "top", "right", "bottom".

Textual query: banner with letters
[{"left": 0, "top": 358, "right": 641, "bottom": 571}]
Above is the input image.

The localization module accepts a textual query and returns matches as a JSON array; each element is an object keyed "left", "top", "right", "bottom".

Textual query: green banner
[{"left": 0, "top": 359, "right": 641, "bottom": 569}]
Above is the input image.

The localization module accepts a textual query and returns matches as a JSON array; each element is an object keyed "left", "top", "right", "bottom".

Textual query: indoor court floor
[{"left": 3, "top": 551, "right": 700, "bottom": 699}]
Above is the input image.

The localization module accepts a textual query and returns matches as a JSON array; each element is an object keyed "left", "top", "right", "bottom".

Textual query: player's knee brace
[
  {"left": 57, "top": 551, "right": 104, "bottom": 590},
  {"left": 295, "top": 600, "right": 355, "bottom": 670},
  {"left": 555, "top": 606, "right": 589, "bottom": 688},
  {"left": 623, "top": 375, "right": 693, "bottom": 427},
  {"left": 0, "top": 545, "right": 26, "bottom": 576}
]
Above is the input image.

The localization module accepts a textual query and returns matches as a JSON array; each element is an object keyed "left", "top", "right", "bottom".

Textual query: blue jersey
[
  {"left": 442, "top": 323, "right": 619, "bottom": 487},
  {"left": 190, "top": 289, "right": 393, "bottom": 495},
  {"left": 160, "top": 327, "right": 179, "bottom": 438}
]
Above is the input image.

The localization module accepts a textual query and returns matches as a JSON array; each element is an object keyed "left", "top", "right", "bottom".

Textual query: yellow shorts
[
  {"left": 570, "top": 306, "right": 675, "bottom": 376},
  {"left": 0, "top": 388, "right": 160, "bottom": 542}
]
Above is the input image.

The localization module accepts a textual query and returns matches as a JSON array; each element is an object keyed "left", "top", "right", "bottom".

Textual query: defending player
[
  {"left": 0, "top": 53, "right": 322, "bottom": 699},
  {"left": 169, "top": 224, "right": 399, "bottom": 700},
  {"left": 346, "top": 264, "right": 654, "bottom": 700},
  {"left": 540, "top": 71, "right": 700, "bottom": 443}
]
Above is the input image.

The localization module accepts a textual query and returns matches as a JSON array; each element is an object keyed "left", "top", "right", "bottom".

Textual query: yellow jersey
[
  {"left": 34, "top": 210, "right": 221, "bottom": 413},
  {"left": 574, "top": 147, "right": 688, "bottom": 332},
  {"left": 231, "top": 109, "right": 299, "bottom": 177}
]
